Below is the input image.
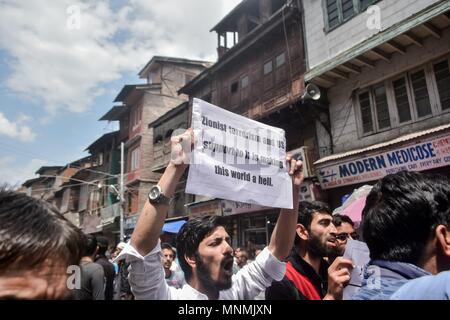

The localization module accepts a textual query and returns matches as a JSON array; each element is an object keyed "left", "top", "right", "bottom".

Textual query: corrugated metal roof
[{"left": 315, "top": 123, "right": 450, "bottom": 166}]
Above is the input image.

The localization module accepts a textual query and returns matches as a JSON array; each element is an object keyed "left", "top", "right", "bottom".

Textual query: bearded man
[
  {"left": 266, "top": 201, "right": 353, "bottom": 300},
  {"left": 116, "top": 129, "right": 304, "bottom": 300}
]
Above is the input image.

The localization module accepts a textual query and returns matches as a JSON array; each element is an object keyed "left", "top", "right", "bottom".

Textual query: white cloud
[
  {"left": 0, "top": 112, "right": 37, "bottom": 142},
  {"left": 0, "top": 0, "right": 241, "bottom": 115},
  {"left": 0, "top": 157, "right": 47, "bottom": 187}
]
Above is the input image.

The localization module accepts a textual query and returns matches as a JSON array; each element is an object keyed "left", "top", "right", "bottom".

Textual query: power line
[
  {"left": 29, "top": 174, "right": 115, "bottom": 193},
  {"left": 0, "top": 140, "right": 68, "bottom": 164},
  {"left": 0, "top": 139, "right": 126, "bottom": 179}
]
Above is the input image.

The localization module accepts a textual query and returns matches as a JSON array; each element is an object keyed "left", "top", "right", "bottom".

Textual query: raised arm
[
  {"left": 130, "top": 129, "right": 192, "bottom": 257},
  {"left": 268, "top": 155, "right": 303, "bottom": 261}
]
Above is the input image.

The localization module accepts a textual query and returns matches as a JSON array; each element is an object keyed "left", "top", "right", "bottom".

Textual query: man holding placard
[{"left": 116, "top": 99, "right": 304, "bottom": 300}]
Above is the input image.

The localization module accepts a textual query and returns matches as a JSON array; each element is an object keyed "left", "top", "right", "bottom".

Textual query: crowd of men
[{"left": 0, "top": 129, "right": 449, "bottom": 300}]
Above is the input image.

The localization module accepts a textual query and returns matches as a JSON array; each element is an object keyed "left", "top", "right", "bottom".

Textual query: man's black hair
[
  {"left": 176, "top": 215, "right": 227, "bottom": 281},
  {"left": 295, "top": 201, "right": 332, "bottom": 245},
  {"left": 0, "top": 188, "right": 85, "bottom": 275},
  {"left": 362, "top": 171, "right": 450, "bottom": 265},
  {"left": 83, "top": 234, "right": 98, "bottom": 257},
  {"left": 332, "top": 214, "right": 355, "bottom": 227},
  {"left": 161, "top": 242, "right": 176, "bottom": 259},
  {"left": 96, "top": 236, "right": 109, "bottom": 256}
]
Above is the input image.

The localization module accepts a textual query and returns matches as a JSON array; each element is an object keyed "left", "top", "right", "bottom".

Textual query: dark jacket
[
  {"left": 95, "top": 255, "right": 115, "bottom": 300},
  {"left": 265, "top": 251, "right": 329, "bottom": 300}
]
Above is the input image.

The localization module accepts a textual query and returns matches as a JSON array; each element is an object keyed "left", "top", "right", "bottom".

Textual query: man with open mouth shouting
[{"left": 116, "top": 128, "right": 304, "bottom": 300}]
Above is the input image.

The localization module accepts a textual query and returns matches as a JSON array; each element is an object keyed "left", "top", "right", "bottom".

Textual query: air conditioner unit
[{"left": 288, "top": 146, "right": 315, "bottom": 178}]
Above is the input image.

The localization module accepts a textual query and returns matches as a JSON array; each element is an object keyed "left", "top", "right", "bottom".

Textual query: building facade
[
  {"left": 179, "top": 0, "right": 323, "bottom": 250},
  {"left": 100, "top": 56, "right": 209, "bottom": 237},
  {"left": 302, "top": 0, "right": 450, "bottom": 207}
]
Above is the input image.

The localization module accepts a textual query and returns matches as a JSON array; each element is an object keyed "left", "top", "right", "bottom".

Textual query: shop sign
[
  {"left": 221, "top": 200, "right": 270, "bottom": 216},
  {"left": 318, "top": 134, "right": 450, "bottom": 189},
  {"left": 188, "top": 200, "right": 222, "bottom": 218}
]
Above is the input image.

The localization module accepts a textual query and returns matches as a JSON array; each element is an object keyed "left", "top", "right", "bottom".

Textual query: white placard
[
  {"left": 343, "top": 239, "right": 371, "bottom": 300},
  {"left": 186, "top": 98, "right": 293, "bottom": 209}
]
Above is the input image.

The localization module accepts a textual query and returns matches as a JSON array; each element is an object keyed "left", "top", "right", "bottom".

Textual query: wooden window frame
[
  {"left": 322, "top": 0, "right": 380, "bottom": 33},
  {"left": 407, "top": 65, "right": 435, "bottom": 121},
  {"left": 371, "top": 82, "right": 392, "bottom": 132},
  {"left": 430, "top": 57, "right": 450, "bottom": 114},
  {"left": 130, "top": 147, "right": 140, "bottom": 171},
  {"left": 356, "top": 89, "right": 375, "bottom": 136},
  {"left": 356, "top": 56, "right": 450, "bottom": 137},
  {"left": 388, "top": 73, "right": 415, "bottom": 127}
]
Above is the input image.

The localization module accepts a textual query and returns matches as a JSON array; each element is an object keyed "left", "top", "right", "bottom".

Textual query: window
[
  {"left": 130, "top": 147, "right": 140, "bottom": 171},
  {"left": 358, "top": 83, "right": 396, "bottom": 135},
  {"left": 240, "top": 75, "right": 249, "bottom": 89},
  {"left": 326, "top": 0, "right": 340, "bottom": 29},
  {"left": 230, "top": 81, "right": 239, "bottom": 94},
  {"left": 275, "top": 53, "right": 285, "bottom": 68},
  {"left": 393, "top": 77, "right": 412, "bottom": 123},
  {"left": 131, "top": 106, "right": 142, "bottom": 129},
  {"left": 410, "top": 69, "right": 432, "bottom": 118},
  {"left": 324, "top": 0, "right": 377, "bottom": 30},
  {"left": 263, "top": 61, "right": 273, "bottom": 75},
  {"left": 359, "top": 0, "right": 374, "bottom": 11},
  {"left": 373, "top": 84, "right": 390, "bottom": 130},
  {"left": 341, "top": 0, "right": 355, "bottom": 20},
  {"left": 433, "top": 60, "right": 450, "bottom": 110},
  {"left": 358, "top": 92, "right": 373, "bottom": 134},
  {"left": 357, "top": 57, "right": 450, "bottom": 136}
]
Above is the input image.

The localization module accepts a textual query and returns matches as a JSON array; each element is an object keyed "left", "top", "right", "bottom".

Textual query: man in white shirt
[
  {"left": 161, "top": 243, "right": 185, "bottom": 289},
  {"left": 117, "top": 129, "right": 304, "bottom": 300}
]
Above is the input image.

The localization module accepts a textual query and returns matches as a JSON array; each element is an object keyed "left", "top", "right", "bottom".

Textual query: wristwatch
[{"left": 148, "top": 185, "right": 171, "bottom": 205}]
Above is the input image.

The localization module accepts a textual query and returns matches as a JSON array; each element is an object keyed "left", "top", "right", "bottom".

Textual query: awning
[
  {"left": 315, "top": 126, "right": 450, "bottom": 190},
  {"left": 162, "top": 220, "right": 186, "bottom": 234},
  {"left": 315, "top": 123, "right": 450, "bottom": 166}
]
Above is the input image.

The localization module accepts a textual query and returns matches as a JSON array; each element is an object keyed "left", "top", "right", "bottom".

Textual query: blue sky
[{"left": 0, "top": 0, "right": 240, "bottom": 186}]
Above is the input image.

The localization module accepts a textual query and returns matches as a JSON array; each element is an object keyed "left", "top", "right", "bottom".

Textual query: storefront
[{"left": 315, "top": 124, "right": 450, "bottom": 209}]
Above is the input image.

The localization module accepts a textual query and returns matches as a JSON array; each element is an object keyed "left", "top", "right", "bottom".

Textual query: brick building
[{"left": 99, "top": 56, "right": 210, "bottom": 237}]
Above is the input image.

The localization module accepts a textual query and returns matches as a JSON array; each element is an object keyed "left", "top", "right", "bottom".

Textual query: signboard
[
  {"left": 188, "top": 200, "right": 222, "bottom": 218},
  {"left": 221, "top": 200, "right": 270, "bottom": 216},
  {"left": 186, "top": 99, "right": 293, "bottom": 209},
  {"left": 317, "top": 134, "right": 450, "bottom": 189}
]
